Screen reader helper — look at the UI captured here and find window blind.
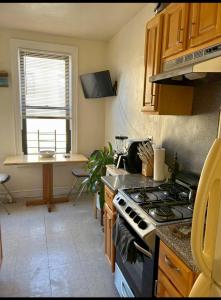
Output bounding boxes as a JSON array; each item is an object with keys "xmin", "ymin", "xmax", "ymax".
[{"xmin": 19, "ymin": 48, "xmax": 71, "ymax": 119}]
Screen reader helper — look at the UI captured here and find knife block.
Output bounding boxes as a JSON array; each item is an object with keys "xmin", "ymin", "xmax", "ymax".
[{"xmin": 142, "ymin": 161, "xmax": 153, "ymax": 177}]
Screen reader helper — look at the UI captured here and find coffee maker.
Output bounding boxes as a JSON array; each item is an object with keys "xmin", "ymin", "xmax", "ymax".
[{"xmin": 116, "ymin": 138, "xmax": 151, "ymax": 173}]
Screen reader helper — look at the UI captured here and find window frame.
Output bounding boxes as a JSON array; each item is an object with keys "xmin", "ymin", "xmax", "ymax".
[{"xmin": 10, "ymin": 39, "xmax": 78, "ymax": 155}]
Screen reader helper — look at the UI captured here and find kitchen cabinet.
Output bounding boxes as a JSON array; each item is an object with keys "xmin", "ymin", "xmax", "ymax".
[
  {"xmin": 162, "ymin": 3, "xmax": 189, "ymax": 59},
  {"xmin": 104, "ymin": 185, "xmax": 116, "ymax": 272},
  {"xmin": 161, "ymin": 3, "xmax": 221, "ymax": 61},
  {"xmin": 143, "ymin": 13, "xmax": 193, "ymax": 115},
  {"xmin": 156, "ymin": 241, "xmax": 198, "ymax": 297},
  {"xmin": 143, "ymin": 14, "xmax": 162, "ymax": 112},
  {"xmin": 188, "ymin": 3, "xmax": 221, "ymax": 48},
  {"xmin": 157, "ymin": 269, "xmax": 182, "ymax": 297}
]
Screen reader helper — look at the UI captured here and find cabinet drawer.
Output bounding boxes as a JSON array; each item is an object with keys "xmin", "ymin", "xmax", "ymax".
[
  {"xmin": 157, "ymin": 269, "xmax": 182, "ymax": 297},
  {"xmin": 159, "ymin": 241, "xmax": 194, "ymax": 296},
  {"xmin": 104, "ymin": 185, "xmax": 116, "ymax": 211}
]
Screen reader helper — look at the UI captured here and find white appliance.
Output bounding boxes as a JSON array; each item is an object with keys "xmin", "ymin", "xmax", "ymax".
[{"xmin": 189, "ymin": 111, "xmax": 221, "ymax": 297}]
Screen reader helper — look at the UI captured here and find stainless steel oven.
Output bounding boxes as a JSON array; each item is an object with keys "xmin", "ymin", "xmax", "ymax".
[
  {"xmin": 114, "ymin": 214, "xmax": 159, "ymax": 297},
  {"xmin": 113, "ymin": 173, "xmax": 199, "ymax": 298}
]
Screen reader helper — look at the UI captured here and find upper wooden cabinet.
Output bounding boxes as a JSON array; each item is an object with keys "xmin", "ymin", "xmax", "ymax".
[
  {"xmin": 188, "ymin": 3, "xmax": 221, "ymax": 48},
  {"xmin": 143, "ymin": 14, "xmax": 162, "ymax": 112},
  {"xmin": 143, "ymin": 13, "xmax": 193, "ymax": 115},
  {"xmin": 162, "ymin": 3, "xmax": 189, "ymax": 59}
]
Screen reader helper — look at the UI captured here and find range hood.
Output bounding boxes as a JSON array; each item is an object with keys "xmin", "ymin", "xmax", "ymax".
[{"xmin": 150, "ymin": 43, "xmax": 221, "ymax": 85}]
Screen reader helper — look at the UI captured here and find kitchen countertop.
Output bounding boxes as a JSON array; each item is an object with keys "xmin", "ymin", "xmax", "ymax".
[
  {"xmin": 156, "ymin": 224, "xmax": 199, "ymax": 273},
  {"xmin": 101, "ymin": 174, "xmax": 163, "ymax": 192}
]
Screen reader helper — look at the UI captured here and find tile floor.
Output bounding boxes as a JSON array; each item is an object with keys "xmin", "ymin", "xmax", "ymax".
[{"xmin": 0, "ymin": 194, "xmax": 119, "ymax": 297}]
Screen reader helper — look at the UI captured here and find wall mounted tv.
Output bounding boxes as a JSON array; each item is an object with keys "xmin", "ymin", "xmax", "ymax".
[{"xmin": 80, "ymin": 70, "xmax": 117, "ymax": 99}]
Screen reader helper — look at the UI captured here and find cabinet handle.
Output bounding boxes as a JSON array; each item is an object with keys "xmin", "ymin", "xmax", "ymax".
[
  {"xmin": 164, "ymin": 255, "xmax": 180, "ymax": 272},
  {"xmin": 189, "ymin": 22, "xmax": 196, "ymax": 39},
  {"xmin": 177, "ymin": 28, "xmax": 184, "ymax": 43}
]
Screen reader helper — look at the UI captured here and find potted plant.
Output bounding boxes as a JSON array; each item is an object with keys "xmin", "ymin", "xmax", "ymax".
[{"xmin": 81, "ymin": 142, "xmax": 114, "ymax": 225}]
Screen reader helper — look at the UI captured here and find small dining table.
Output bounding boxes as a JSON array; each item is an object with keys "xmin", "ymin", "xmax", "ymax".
[{"xmin": 3, "ymin": 153, "xmax": 88, "ymax": 212}]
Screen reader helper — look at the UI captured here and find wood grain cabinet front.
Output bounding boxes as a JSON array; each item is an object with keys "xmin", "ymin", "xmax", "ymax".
[
  {"xmin": 143, "ymin": 13, "xmax": 193, "ymax": 115},
  {"xmin": 143, "ymin": 14, "xmax": 162, "ymax": 112},
  {"xmin": 162, "ymin": 3, "xmax": 189, "ymax": 59},
  {"xmin": 156, "ymin": 241, "xmax": 198, "ymax": 297},
  {"xmin": 157, "ymin": 269, "xmax": 182, "ymax": 297},
  {"xmin": 188, "ymin": 3, "xmax": 221, "ymax": 48},
  {"xmin": 104, "ymin": 185, "xmax": 116, "ymax": 272}
]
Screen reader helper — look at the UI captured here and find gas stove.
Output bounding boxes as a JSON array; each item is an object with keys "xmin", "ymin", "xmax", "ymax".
[{"xmin": 113, "ymin": 175, "xmax": 199, "ymax": 247}]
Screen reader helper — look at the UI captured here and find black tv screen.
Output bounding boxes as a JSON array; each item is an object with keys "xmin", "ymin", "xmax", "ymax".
[{"xmin": 80, "ymin": 70, "xmax": 116, "ymax": 99}]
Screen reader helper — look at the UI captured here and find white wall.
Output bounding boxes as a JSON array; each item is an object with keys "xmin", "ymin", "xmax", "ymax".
[
  {"xmin": 105, "ymin": 4, "xmax": 158, "ymax": 144},
  {"xmin": 0, "ymin": 28, "xmax": 107, "ymax": 197},
  {"xmin": 105, "ymin": 4, "xmax": 221, "ymax": 174}
]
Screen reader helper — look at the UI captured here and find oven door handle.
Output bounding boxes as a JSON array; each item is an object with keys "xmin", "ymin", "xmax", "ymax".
[{"xmin": 134, "ymin": 241, "xmax": 152, "ymax": 259}]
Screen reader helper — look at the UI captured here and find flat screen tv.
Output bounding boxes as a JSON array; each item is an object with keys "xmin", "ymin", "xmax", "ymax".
[{"xmin": 80, "ymin": 70, "xmax": 116, "ymax": 99}]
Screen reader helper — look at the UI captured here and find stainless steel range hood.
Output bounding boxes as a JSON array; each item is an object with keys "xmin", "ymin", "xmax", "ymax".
[{"xmin": 150, "ymin": 43, "xmax": 221, "ymax": 85}]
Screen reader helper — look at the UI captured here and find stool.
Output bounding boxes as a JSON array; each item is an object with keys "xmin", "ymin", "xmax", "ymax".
[
  {"xmin": 0, "ymin": 174, "xmax": 14, "ymax": 215},
  {"xmin": 67, "ymin": 168, "xmax": 89, "ymax": 205}
]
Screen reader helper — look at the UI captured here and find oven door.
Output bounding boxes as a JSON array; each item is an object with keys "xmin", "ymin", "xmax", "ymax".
[{"xmin": 115, "ymin": 214, "xmax": 157, "ymax": 297}]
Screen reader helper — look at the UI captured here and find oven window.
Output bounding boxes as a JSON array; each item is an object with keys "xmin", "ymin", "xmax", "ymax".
[{"xmin": 115, "ymin": 217, "xmax": 155, "ymax": 297}]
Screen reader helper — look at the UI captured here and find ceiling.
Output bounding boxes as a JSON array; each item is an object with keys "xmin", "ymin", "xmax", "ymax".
[{"xmin": 0, "ymin": 3, "xmax": 147, "ymax": 41}]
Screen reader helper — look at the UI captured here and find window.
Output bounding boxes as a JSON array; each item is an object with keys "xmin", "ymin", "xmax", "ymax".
[{"xmin": 18, "ymin": 49, "xmax": 71, "ymax": 154}]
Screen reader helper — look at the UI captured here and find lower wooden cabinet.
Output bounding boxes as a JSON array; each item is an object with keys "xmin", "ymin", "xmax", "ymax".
[
  {"xmin": 157, "ymin": 241, "xmax": 198, "ymax": 297},
  {"xmin": 157, "ymin": 269, "xmax": 182, "ymax": 297},
  {"xmin": 104, "ymin": 185, "xmax": 116, "ymax": 272}
]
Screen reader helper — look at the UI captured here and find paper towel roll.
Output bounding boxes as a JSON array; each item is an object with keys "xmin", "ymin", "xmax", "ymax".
[{"xmin": 153, "ymin": 148, "xmax": 165, "ymax": 181}]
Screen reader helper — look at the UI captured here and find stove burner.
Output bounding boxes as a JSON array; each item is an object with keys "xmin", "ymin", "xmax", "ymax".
[
  {"xmin": 150, "ymin": 206, "xmax": 174, "ymax": 219},
  {"xmin": 119, "ymin": 182, "xmax": 194, "ymax": 224},
  {"xmin": 134, "ymin": 191, "xmax": 149, "ymax": 201}
]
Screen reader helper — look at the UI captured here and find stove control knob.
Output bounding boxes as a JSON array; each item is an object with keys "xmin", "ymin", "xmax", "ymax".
[
  {"xmin": 125, "ymin": 206, "xmax": 132, "ymax": 214},
  {"xmin": 118, "ymin": 198, "xmax": 126, "ymax": 206},
  {"xmin": 129, "ymin": 210, "xmax": 137, "ymax": 219},
  {"xmin": 138, "ymin": 220, "xmax": 148, "ymax": 230},
  {"xmin": 134, "ymin": 215, "xmax": 142, "ymax": 224}
]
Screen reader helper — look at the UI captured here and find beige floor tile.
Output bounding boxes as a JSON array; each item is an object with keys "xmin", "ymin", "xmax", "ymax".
[
  {"xmin": 0, "ymin": 194, "xmax": 118, "ymax": 297},
  {"xmin": 50, "ymin": 263, "xmax": 90, "ymax": 297},
  {"xmin": 11, "ymin": 267, "xmax": 51, "ymax": 297}
]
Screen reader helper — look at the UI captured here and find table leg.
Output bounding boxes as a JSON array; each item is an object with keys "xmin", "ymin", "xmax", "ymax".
[
  {"xmin": 26, "ymin": 163, "xmax": 69, "ymax": 212},
  {"xmin": 43, "ymin": 164, "xmax": 53, "ymax": 212}
]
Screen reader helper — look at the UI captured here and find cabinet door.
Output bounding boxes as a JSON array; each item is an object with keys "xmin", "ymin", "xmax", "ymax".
[
  {"xmin": 143, "ymin": 15, "xmax": 162, "ymax": 112},
  {"xmin": 162, "ymin": 3, "xmax": 189, "ymax": 59},
  {"xmin": 104, "ymin": 185, "xmax": 115, "ymax": 211},
  {"xmin": 188, "ymin": 3, "xmax": 221, "ymax": 48},
  {"xmin": 157, "ymin": 269, "xmax": 182, "ymax": 297},
  {"xmin": 104, "ymin": 204, "xmax": 111, "ymax": 262},
  {"xmin": 104, "ymin": 203, "xmax": 116, "ymax": 272},
  {"xmin": 159, "ymin": 241, "xmax": 195, "ymax": 296}
]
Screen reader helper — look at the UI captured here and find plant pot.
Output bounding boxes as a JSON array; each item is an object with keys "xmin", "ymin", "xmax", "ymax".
[{"xmin": 96, "ymin": 192, "xmax": 101, "ymax": 210}]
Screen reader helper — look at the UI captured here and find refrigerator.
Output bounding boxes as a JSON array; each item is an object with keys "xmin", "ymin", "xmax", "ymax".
[{"xmin": 189, "ymin": 111, "xmax": 221, "ymax": 297}]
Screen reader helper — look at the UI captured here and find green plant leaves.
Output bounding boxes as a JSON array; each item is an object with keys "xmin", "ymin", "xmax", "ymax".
[{"xmin": 80, "ymin": 142, "xmax": 114, "ymax": 208}]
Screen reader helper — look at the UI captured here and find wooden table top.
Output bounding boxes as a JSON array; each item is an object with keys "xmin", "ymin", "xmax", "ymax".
[{"xmin": 3, "ymin": 153, "xmax": 88, "ymax": 166}]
